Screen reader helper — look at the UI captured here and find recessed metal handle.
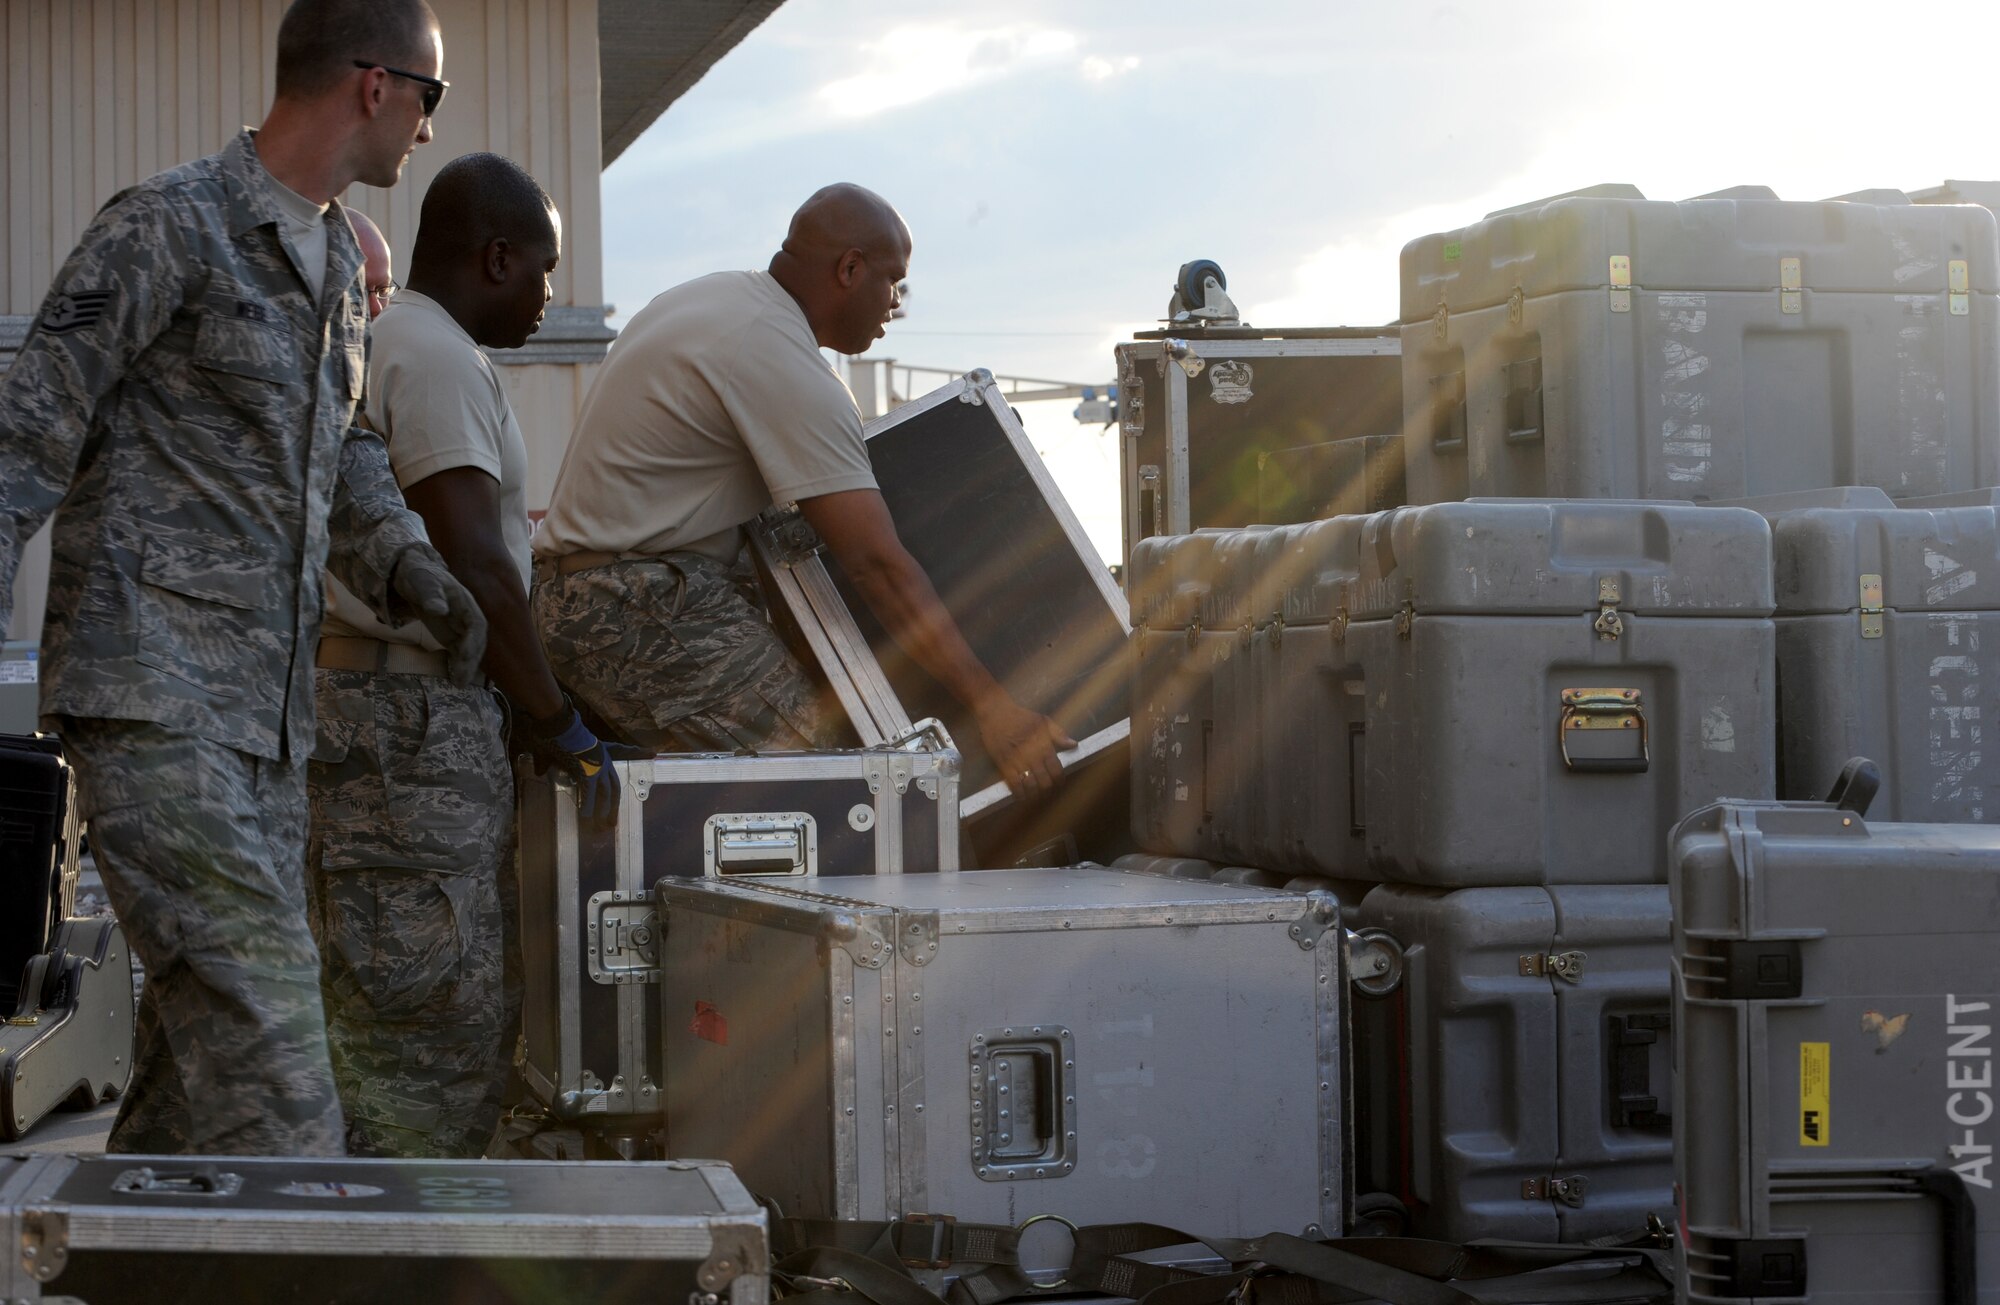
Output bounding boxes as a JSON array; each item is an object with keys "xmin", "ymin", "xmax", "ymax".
[
  {"xmin": 1559, "ymin": 687, "xmax": 1648, "ymax": 773},
  {"xmin": 970, "ymin": 1025, "xmax": 1077, "ymax": 1181},
  {"xmin": 704, "ymin": 812, "xmax": 817, "ymax": 876},
  {"xmin": 111, "ymin": 1165, "xmax": 243, "ymax": 1197}
]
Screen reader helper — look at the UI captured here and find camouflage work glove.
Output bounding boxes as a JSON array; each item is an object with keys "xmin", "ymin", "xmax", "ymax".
[
  {"xmin": 390, "ymin": 543, "xmax": 488, "ymax": 685},
  {"xmin": 524, "ymin": 697, "xmax": 647, "ymax": 831}
]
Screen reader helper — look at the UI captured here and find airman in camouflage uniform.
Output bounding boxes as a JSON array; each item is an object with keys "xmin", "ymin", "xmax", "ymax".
[
  {"xmin": 0, "ymin": 0, "xmax": 483, "ymax": 1155},
  {"xmin": 307, "ymin": 153, "xmax": 626, "ymax": 1157}
]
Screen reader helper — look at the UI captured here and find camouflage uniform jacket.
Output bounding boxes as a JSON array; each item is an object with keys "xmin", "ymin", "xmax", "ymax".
[{"xmin": 0, "ymin": 129, "xmax": 430, "ymax": 764}]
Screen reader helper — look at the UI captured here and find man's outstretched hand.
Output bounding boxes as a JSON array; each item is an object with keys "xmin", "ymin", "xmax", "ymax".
[{"xmin": 976, "ymin": 696, "xmax": 1076, "ymax": 796}]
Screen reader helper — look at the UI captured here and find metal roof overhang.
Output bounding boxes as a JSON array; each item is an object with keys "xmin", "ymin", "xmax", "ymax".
[{"xmin": 599, "ymin": 0, "xmax": 787, "ymax": 166}]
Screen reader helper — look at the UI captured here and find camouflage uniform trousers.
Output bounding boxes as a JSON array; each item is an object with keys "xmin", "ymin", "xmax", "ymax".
[
  {"xmin": 305, "ymin": 668, "xmax": 517, "ymax": 1159},
  {"xmin": 56, "ymin": 715, "xmax": 343, "ymax": 1155},
  {"xmin": 531, "ymin": 549, "xmax": 839, "ymax": 752}
]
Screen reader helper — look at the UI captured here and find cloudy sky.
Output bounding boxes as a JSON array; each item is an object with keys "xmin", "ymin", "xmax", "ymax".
[{"xmin": 600, "ymin": 0, "xmax": 2000, "ymax": 560}]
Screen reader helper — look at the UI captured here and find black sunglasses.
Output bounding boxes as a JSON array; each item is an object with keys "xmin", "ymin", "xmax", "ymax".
[{"xmin": 352, "ymin": 61, "xmax": 448, "ymax": 117}]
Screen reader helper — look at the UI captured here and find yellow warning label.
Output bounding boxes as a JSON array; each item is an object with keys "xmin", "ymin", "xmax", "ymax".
[{"xmin": 1800, "ymin": 1042, "xmax": 1831, "ymax": 1147}]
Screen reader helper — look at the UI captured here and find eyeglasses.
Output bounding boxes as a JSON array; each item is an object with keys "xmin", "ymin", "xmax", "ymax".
[
  {"xmin": 352, "ymin": 61, "xmax": 448, "ymax": 117},
  {"xmin": 368, "ymin": 279, "xmax": 401, "ymax": 308}
]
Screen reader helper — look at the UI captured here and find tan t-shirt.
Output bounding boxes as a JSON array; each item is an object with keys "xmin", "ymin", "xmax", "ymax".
[
  {"xmin": 532, "ymin": 270, "xmax": 876, "ymax": 563},
  {"xmin": 322, "ymin": 290, "xmax": 533, "ymax": 648}
]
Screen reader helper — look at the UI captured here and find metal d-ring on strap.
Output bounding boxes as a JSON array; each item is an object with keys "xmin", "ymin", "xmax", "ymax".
[{"xmin": 1016, "ymin": 1213, "xmax": 1080, "ymax": 1290}]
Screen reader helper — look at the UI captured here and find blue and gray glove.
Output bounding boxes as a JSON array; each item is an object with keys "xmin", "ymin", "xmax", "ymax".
[{"xmin": 523, "ymin": 696, "xmax": 647, "ymax": 831}]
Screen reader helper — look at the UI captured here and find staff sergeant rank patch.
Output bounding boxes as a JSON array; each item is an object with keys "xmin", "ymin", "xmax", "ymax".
[{"xmin": 39, "ymin": 291, "xmax": 113, "ymax": 335}]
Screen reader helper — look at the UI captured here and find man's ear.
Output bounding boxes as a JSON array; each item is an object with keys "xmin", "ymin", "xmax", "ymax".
[
  {"xmin": 835, "ymin": 248, "xmax": 864, "ymax": 289},
  {"xmin": 356, "ymin": 65, "xmax": 387, "ymax": 120},
  {"xmin": 485, "ymin": 236, "xmax": 512, "ymax": 284}
]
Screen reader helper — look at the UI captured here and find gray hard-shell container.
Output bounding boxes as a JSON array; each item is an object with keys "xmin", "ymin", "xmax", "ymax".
[
  {"xmin": 1757, "ymin": 498, "xmax": 2000, "ymax": 822},
  {"xmin": 1349, "ymin": 882, "xmax": 1674, "ymax": 1244},
  {"xmin": 1129, "ymin": 526, "xmax": 1280, "ymax": 865},
  {"xmin": 1398, "ymin": 188, "xmax": 2000, "ymax": 504},
  {"xmin": 656, "ymin": 866, "xmax": 1345, "ymax": 1268},
  {"xmin": 1344, "ymin": 499, "xmax": 1776, "ymax": 886},
  {"xmin": 1671, "ymin": 789, "xmax": 2000, "ymax": 1302},
  {"xmin": 1129, "ymin": 519, "xmax": 1371, "ymax": 874}
]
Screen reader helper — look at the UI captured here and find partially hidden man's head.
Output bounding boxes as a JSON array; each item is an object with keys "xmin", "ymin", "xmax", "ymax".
[
  {"xmin": 348, "ymin": 209, "xmax": 394, "ymax": 319},
  {"xmin": 411, "ymin": 153, "xmax": 562, "ymax": 350},
  {"xmin": 274, "ymin": 0, "xmax": 444, "ymax": 189},
  {"xmin": 769, "ymin": 184, "xmax": 910, "ymax": 357}
]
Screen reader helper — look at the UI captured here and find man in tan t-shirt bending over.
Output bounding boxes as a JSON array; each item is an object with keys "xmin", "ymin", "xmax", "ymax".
[{"xmin": 533, "ymin": 183, "xmax": 1072, "ymax": 793}]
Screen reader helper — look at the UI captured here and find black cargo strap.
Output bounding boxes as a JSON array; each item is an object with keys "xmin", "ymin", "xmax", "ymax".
[
  {"xmin": 770, "ymin": 1216, "xmax": 1672, "ymax": 1305},
  {"xmin": 774, "ymin": 1216, "xmax": 1028, "ymax": 1305}
]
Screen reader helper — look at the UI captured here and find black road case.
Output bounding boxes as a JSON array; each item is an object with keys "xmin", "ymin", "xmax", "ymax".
[{"xmin": 0, "ymin": 1153, "xmax": 768, "ymax": 1304}]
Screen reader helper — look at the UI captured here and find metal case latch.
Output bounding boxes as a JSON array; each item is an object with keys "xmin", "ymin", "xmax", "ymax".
[
  {"xmin": 1522, "ymin": 1174, "xmax": 1588, "ymax": 1207},
  {"xmin": 1951, "ymin": 259, "xmax": 1970, "ymax": 315},
  {"xmin": 704, "ymin": 812, "xmax": 817, "ymax": 877},
  {"xmin": 1860, "ymin": 573, "xmax": 1885, "ymax": 639},
  {"xmin": 969, "ymin": 1025, "xmax": 1078, "ymax": 1181},
  {"xmin": 1560, "ymin": 687, "xmax": 1647, "ymax": 773},
  {"xmin": 1593, "ymin": 578, "xmax": 1625, "ymax": 641},
  {"xmin": 587, "ymin": 892, "xmax": 662, "ymax": 984},
  {"xmin": 1520, "ymin": 950, "xmax": 1587, "ymax": 984}
]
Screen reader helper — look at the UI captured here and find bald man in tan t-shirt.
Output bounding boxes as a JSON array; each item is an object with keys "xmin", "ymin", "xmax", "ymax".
[{"xmin": 534, "ymin": 184, "xmax": 1072, "ymax": 795}]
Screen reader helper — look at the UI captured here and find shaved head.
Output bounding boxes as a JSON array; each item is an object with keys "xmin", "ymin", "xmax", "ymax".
[
  {"xmin": 781, "ymin": 184, "xmax": 910, "ymax": 265},
  {"xmin": 411, "ymin": 152, "xmax": 557, "ymax": 269},
  {"xmin": 347, "ymin": 208, "xmax": 393, "ymax": 318},
  {"xmin": 770, "ymin": 183, "xmax": 911, "ymax": 355}
]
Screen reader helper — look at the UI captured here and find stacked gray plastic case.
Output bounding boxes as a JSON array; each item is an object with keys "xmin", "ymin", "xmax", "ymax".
[
  {"xmin": 1115, "ymin": 332, "xmax": 1402, "ymax": 575},
  {"xmin": 516, "ymin": 741, "xmax": 959, "ymax": 1122},
  {"xmin": 1672, "ymin": 792, "xmax": 2000, "ymax": 1302},
  {"xmin": 1345, "ymin": 499, "xmax": 1777, "ymax": 885},
  {"xmin": 0, "ymin": 1153, "xmax": 768, "ymax": 1304},
  {"xmin": 1130, "ymin": 518, "xmax": 1369, "ymax": 876},
  {"xmin": 1348, "ymin": 883, "xmax": 1673, "ymax": 1243},
  {"xmin": 655, "ymin": 865, "xmax": 1344, "ymax": 1266},
  {"xmin": 1399, "ymin": 186, "xmax": 2000, "ymax": 505},
  {"xmin": 1747, "ymin": 487, "xmax": 2000, "ymax": 821}
]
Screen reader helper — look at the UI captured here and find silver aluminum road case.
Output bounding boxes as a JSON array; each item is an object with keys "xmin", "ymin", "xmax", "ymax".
[
  {"xmin": 1399, "ymin": 185, "xmax": 2000, "ymax": 506},
  {"xmin": 0, "ymin": 1153, "xmax": 767, "ymax": 1305},
  {"xmin": 1116, "ymin": 329, "xmax": 1401, "ymax": 577},
  {"xmin": 517, "ymin": 739, "xmax": 959, "ymax": 1121},
  {"xmin": 656, "ymin": 866, "xmax": 1344, "ymax": 1264},
  {"xmin": 754, "ymin": 370, "xmax": 1132, "ymax": 866},
  {"xmin": 1348, "ymin": 883, "xmax": 1674, "ymax": 1244},
  {"xmin": 1344, "ymin": 499, "xmax": 1777, "ymax": 886},
  {"xmin": 1672, "ymin": 779, "xmax": 2000, "ymax": 1302}
]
